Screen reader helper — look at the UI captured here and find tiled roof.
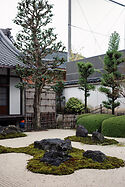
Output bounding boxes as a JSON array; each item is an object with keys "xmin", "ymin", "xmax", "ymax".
[
  {"xmin": 66, "ymin": 50, "xmax": 125, "ymax": 84},
  {"xmin": 0, "ymin": 28, "xmax": 67, "ymax": 70},
  {"xmin": 0, "ymin": 29, "xmax": 24, "ymax": 68},
  {"xmin": 45, "ymin": 51, "xmax": 67, "ymax": 69}
]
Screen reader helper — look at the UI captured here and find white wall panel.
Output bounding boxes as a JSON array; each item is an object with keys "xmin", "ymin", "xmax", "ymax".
[{"xmin": 10, "ymin": 77, "xmax": 20, "ymax": 114}]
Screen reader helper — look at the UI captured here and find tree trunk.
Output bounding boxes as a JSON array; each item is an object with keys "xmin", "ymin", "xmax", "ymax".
[
  {"xmin": 112, "ymin": 87, "xmax": 115, "ymax": 115},
  {"xmin": 84, "ymin": 89, "xmax": 87, "ymax": 113},
  {"xmin": 33, "ymin": 87, "xmax": 41, "ymax": 129}
]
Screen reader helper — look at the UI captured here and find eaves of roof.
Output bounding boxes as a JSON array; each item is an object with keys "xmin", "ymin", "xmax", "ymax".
[{"xmin": 0, "ymin": 30, "xmax": 24, "ymax": 68}]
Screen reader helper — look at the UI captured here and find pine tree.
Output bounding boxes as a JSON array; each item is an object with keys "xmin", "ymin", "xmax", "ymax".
[
  {"xmin": 99, "ymin": 31, "xmax": 124, "ymax": 114},
  {"xmin": 77, "ymin": 62, "xmax": 95, "ymax": 113},
  {"xmin": 14, "ymin": 0, "xmax": 65, "ymax": 129}
]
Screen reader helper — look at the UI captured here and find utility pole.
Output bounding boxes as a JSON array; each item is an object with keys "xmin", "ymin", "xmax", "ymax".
[{"xmin": 68, "ymin": 0, "xmax": 71, "ymax": 62}]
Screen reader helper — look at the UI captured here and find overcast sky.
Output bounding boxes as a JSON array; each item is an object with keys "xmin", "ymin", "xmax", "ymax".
[{"xmin": 0, "ymin": 0, "xmax": 125, "ymax": 57}]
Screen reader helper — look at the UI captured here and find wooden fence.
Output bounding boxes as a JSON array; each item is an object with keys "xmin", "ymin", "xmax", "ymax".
[
  {"xmin": 25, "ymin": 87, "xmax": 56, "ymax": 130},
  {"xmin": 25, "ymin": 112, "xmax": 56, "ymax": 130}
]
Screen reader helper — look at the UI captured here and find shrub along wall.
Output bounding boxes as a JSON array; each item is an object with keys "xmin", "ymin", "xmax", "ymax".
[
  {"xmin": 77, "ymin": 114, "xmax": 114, "ymax": 134},
  {"xmin": 102, "ymin": 115, "xmax": 125, "ymax": 137}
]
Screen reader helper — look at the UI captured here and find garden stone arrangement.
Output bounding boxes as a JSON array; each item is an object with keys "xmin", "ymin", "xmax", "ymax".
[
  {"xmin": 65, "ymin": 125, "xmax": 119, "ymax": 145},
  {"xmin": 76, "ymin": 125, "xmax": 104, "ymax": 143},
  {"xmin": 34, "ymin": 138, "xmax": 72, "ymax": 166},
  {"xmin": 0, "ymin": 125, "xmax": 26, "ymax": 139},
  {"xmin": 0, "ymin": 125, "xmax": 21, "ymax": 135}
]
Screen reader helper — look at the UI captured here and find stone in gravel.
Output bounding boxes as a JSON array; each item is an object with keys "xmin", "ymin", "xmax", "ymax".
[
  {"xmin": 76, "ymin": 125, "xmax": 88, "ymax": 137},
  {"xmin": 83, "ymin": 150, "xmax": 107, "ymax": 162}
]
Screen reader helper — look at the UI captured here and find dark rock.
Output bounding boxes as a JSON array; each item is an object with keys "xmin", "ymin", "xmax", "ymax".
[
  {"xmin": 92, "ymin": 131, "xmax": 104, "ymax": 142},
  {"xmin": 34, "ymin": 138, "xmax": 72, "ymax": 152},
  {"xmin": 0, "ymin": 125, "xmax": 21, "ymax": 136},
  {"xmin": 40, "ymin": 150, "xmax": 72, "ymax": 166},
  {"xmin": 76, "ymin": 125, "xmax": 88, "ymax": 137},
  {"xmin": 34, "ymin": 138, "xmax": 72, "ymax": 166},
  {"xmin": 83, "ymin": 150, "xmax": 107, "ymax": 162},
  {"xmin": 0, "ymin": 126, "xmax": 4, "ymax": 134}
]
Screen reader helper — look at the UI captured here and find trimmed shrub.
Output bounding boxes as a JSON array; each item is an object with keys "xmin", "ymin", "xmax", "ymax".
[
  {"xmin": 102, "ymin": 115, "xmax": 125, "ymax": 137},
  {"xmin": 76, "ymin": 113, "xmax": 92, "ymax": 121},
  {"xmin": 65, "ymin": 97, "xmax": 85, "ymax": 114},
  {"xmin": 77, "ymin": 114, "xmax": 114, "ymax": 134}
]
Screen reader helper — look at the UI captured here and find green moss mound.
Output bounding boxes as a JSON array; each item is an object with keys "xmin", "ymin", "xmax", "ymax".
[
  {"xmin": 77, "ymin": 114, "xmax": 114, "ymax": 133},
  {"xmin": 0, "ymin": 132, "xmax": 27, "ymax": 139},
  {"xmin": 102, "ymin": 115, "xmax": 125, "ymax": 138},
  {"xmin": 65, "ymin": 135, "xmax": 118, "ymax": 146},
  {"xmin": 0, "ymin": 142, "xmax": 124, "ymax": 175}
]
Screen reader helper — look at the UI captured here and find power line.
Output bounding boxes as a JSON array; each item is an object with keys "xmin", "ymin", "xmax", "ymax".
[
  {"xmin": 71, "ymin": 24, "xmax": 109, "ymax": 38},
  {"xmin": 77, "ymin": 0, "xmax": 105, "ymax": 53},
  {"xmin": 108, "ymin": 0, "xmax": 125, "ymax": 7}
]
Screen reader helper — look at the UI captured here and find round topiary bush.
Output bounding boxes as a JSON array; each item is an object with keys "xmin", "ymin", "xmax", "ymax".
[
  {"xmin": 102, "ymin": 115, "xmax": 125, "ymax": 137},
  {"xmin": 77, "ymin": 114, "xmax": 114, "ymax": 134},
  {"xmin": 65, "ymin": 97, "xmax": 85, "ymax": 114}
]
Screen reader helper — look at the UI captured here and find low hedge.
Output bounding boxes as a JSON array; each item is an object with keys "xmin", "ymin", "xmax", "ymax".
[
  {"xmin": 102, "ymin": 115, "xmax": 125, "ymax": 137},
  {"xmin": 77, "ymin": 114, "xmax": 114, "ymax": 134}
]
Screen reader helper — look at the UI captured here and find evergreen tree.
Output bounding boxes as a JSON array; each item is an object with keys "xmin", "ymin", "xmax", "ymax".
[
  {"xmin": 99, "ymin": 31, "xmax": 124, "ymax": 114},
  {"xmin": 77, "ymin": 62, "xmax": 95, "ymax": 113},
  {"xmin": 14, "ymin": 0, "xmax": 65, "ymax": 129}
]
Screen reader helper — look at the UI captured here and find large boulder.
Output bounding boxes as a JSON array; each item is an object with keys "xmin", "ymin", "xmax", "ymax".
[
  {"xmin": 40, "ymin": 150, "xmax": 72, "ymax": 166},
  {"xmin": 92, "ymin": 131, "xmax": 104, "ymax": 142},
  {"xmin": 34, "ymin": 138, "xmax": 72, "ymax": 166},
  {"xmin": 34, "ymin": 138, "xmax": 72, "ymax": 152},
  {"xmin": 76, "ymin": 125, "xmax": 88, "ymax": 137},
  {"xmin": 83, "ymin": 150, "xmax": 107, "ymax": 162}
]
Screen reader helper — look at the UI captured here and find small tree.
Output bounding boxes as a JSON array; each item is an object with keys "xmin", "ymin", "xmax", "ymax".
[
  {"xmin": 77, "ymin": 62, "xmax": 95, "ymax": 113},
  {"xmin": 51, "ymin": 80, "xmax": 65, "ymax": 113},
  {"xmin": 99, "ymin": 31, "xmax": 124, "ymax": 114},
  {"xmin": 14, "ymin": 0, "xmax": 65, "ymax": 129}
]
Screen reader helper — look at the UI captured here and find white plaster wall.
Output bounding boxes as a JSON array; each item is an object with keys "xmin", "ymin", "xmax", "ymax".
[
  {"xmin": 9, "ymin": 77, "xmax": 21, "ymax": 114},
  {"xmin": 63, "ymin": 84, "xmax": 125, "ymax": 111}
]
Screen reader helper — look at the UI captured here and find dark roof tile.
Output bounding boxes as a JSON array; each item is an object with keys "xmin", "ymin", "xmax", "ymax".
[{"xmin": 0, "ymin": 29, "xmax": 24, "ymax": 68}]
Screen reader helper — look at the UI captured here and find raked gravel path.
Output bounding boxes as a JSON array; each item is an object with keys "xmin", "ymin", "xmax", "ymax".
[{"xmin": 0, "ymin": 129, "xmax": 125, "ymax": 187}]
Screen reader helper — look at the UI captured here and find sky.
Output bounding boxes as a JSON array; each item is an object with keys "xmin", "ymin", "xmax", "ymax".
[{"xmin": 0, "ymin": 0, "xmax": 125, "ymax": 58}]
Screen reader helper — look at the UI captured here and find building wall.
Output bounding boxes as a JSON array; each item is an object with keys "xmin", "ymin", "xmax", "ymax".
[
  {"xmin": 9, "ymin": 77, "xmax": 21, "ymax": 115},
  {"xmin": 63, "ymin": 83, "xmax": 125, "ymax": 112},
  {"xmin": 0, "ymin": 68, "xmax": 23, "ymax": 116},
  {"xmin": 25, "ymin": 87, "xmax": 56, "ymax": 114}
]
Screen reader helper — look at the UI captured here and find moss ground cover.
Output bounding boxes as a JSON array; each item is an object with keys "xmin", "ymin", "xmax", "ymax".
[
  {"xmin": 77, "ymin": 114, "xmax": 114, "ymax": 133},
  {"xmin": 102, "ymin": 115, "xmax": 125, "ymax": 138},
  {"xmin": 65, "ymin": 135, "xmax": 118, "ymax": 146},
  {"xmin": 0, "ymin": 132, "xmax": 27, "ymax": 140},
  {"xmin": 0, "ymin": 141, "xmax": 124, "ymax": 175}
]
